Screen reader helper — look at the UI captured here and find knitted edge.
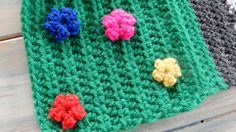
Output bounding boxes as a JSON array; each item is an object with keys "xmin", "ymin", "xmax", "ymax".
[{"xmin": 20, "ymin": 0, "xmax": 228, "ymax": 131}]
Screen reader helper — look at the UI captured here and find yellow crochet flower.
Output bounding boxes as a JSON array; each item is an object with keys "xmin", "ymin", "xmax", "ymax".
[{"xmin": 152, "ymin": 58, "xmax": 181, "ymax": 87}]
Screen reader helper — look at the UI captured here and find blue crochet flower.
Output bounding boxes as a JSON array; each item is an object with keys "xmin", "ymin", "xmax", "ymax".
[{"xmin": 44, "ymin": 7, "xmax": 80, "ymax": 42}]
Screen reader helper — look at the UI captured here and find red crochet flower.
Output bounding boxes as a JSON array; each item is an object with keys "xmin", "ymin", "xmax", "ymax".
[
  {"xmin": 49, "ymin": 94, "xmax": 86, "ymax": 130},
  {"xmin": 102, "ymin": 9, "xmax": 136, "ymax": 41}
]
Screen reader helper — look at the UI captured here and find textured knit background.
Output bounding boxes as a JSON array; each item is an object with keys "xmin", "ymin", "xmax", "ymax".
[
  {"xmin": 21, "ymin": 0, "xmax": 228, "ymax": 131},
  {"xmin": 190, "ymin": 0, "xmax": 236, "ymax": 86}
]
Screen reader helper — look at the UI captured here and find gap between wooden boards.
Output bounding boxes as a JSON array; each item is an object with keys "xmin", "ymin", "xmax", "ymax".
[{"xmin": 0, "ymin": 33, "xmax": 22, "ymax": 41}]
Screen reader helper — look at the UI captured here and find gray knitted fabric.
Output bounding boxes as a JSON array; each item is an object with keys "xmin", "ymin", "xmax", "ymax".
[{"xmin": 190, "ymin": 0, "xmax": 236, "ymax": 86}]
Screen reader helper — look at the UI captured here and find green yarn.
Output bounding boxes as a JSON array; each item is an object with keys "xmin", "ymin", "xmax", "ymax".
[{"xmin": 21, "ymin": 0, "xmax": 228, "ymax": 131}]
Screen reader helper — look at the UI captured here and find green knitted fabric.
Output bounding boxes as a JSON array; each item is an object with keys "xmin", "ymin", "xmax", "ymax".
[{"xmin": 21, "ymin": 0, "xmax": 228, "ymax": 131}]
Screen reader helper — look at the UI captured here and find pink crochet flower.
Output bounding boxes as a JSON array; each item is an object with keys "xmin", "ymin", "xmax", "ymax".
[{"xmin": 102, "ymin": 9, "xmax": 136, "ymax": 41}]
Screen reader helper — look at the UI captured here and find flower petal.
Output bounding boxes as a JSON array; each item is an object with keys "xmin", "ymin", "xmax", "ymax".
[
  {"xmin": 65, "ymin": 94, "xmax": 80, "ymax": 109},
  {"xmin": 120, "ymin": 13, "xmax": 136, "ymax": 26},
  {"xmin": 110, "ymin": 9, "xmax": 126, "ymax": 17},
  {"xmin": 62, "ymin": 114, "xmax": 77, "ymax": 130},
  {"xmin": 52, "ymin": 94, "xmax": 66, "ymax": 109},
  {"xmin": 65, "ymin": 20, "xmax": 80, "ymax": 36},
  {"xmin": 60, "ymin": 7, "xmax": 78, "ymax": 22},
  {"xmin": 172, "ymin": 64, "xmax": 182, "ymax": 78},
  {"xmin": 69, "ymin": 105, "xmax": 86, "ymax": 120},
  {"xmin": 105, "ymin": 28, "xmax": 120, "ymax": 41},
  {"xmin": 49, "ymin": 108, "xmax": 66, "ymax": 122},
  {"xmin": 163, "ymin": 74, "xmax": 177, "ymax": 87},
  {"xmin": 119, "ymin": 26, "xmax": 135, "ymax": 40},
  {"xmin": 47, "ymin": 8, "xmax": 62, "ymax": 22},
  {"xmin": 154, "ymin": 59, "xmax": 163, "ymax": 69},
  {"xmin": 152, "ymin": 69, "xmax": 165, "ymax": 82},
  {"xmin": 102, "ymin": 15, "xmax": 119, "ymax": 28},
  {"xmin": 163, "ymin": 58, "xmax": 176, "ymax": 65},
  {"xmin": 44, "ymin": 22, "xmax": 70, "ymax": 42}
]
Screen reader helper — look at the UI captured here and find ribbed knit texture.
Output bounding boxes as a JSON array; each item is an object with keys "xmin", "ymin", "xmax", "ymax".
[
  {"xmin": 21, "ymin": 0, "xmax": 228, "ymax": 131},
  {"xmin": 190, "ymin": 0, "xmax": 236, "ymax": 86}
]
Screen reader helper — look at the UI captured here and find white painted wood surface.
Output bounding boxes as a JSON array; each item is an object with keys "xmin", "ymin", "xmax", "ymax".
[
  {"xmin": 0, "ymin": 38, "xmax": 236, "ymax": 132},
  {"xmin": 0, "ymin": 0, "xmax": 21, "ymax": 38}
]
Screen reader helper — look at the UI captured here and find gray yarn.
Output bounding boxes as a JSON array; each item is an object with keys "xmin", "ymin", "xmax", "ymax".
[{"xmin": 190, "ymin": 0, "xmax": 236, "ymax": 86}]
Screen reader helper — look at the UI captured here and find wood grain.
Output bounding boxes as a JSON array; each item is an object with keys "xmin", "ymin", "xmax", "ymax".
[
  {"xmin": 0, "ymin": 0, "xmax": 21, "ymax": 39},
  {"xmin": 0, "ymin": 37, "xmax": 38, "ymax": 132},
  {"xmin": 0, "ymin": 38, "xmax": 236, "ymax": 132},
  {"xmin": 132, "ymin": 87, "xmax": 236, "ymax": 132},
  {"xmin": 180, "ymin": 110, "xmax": 236, "ymax": 132}
]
